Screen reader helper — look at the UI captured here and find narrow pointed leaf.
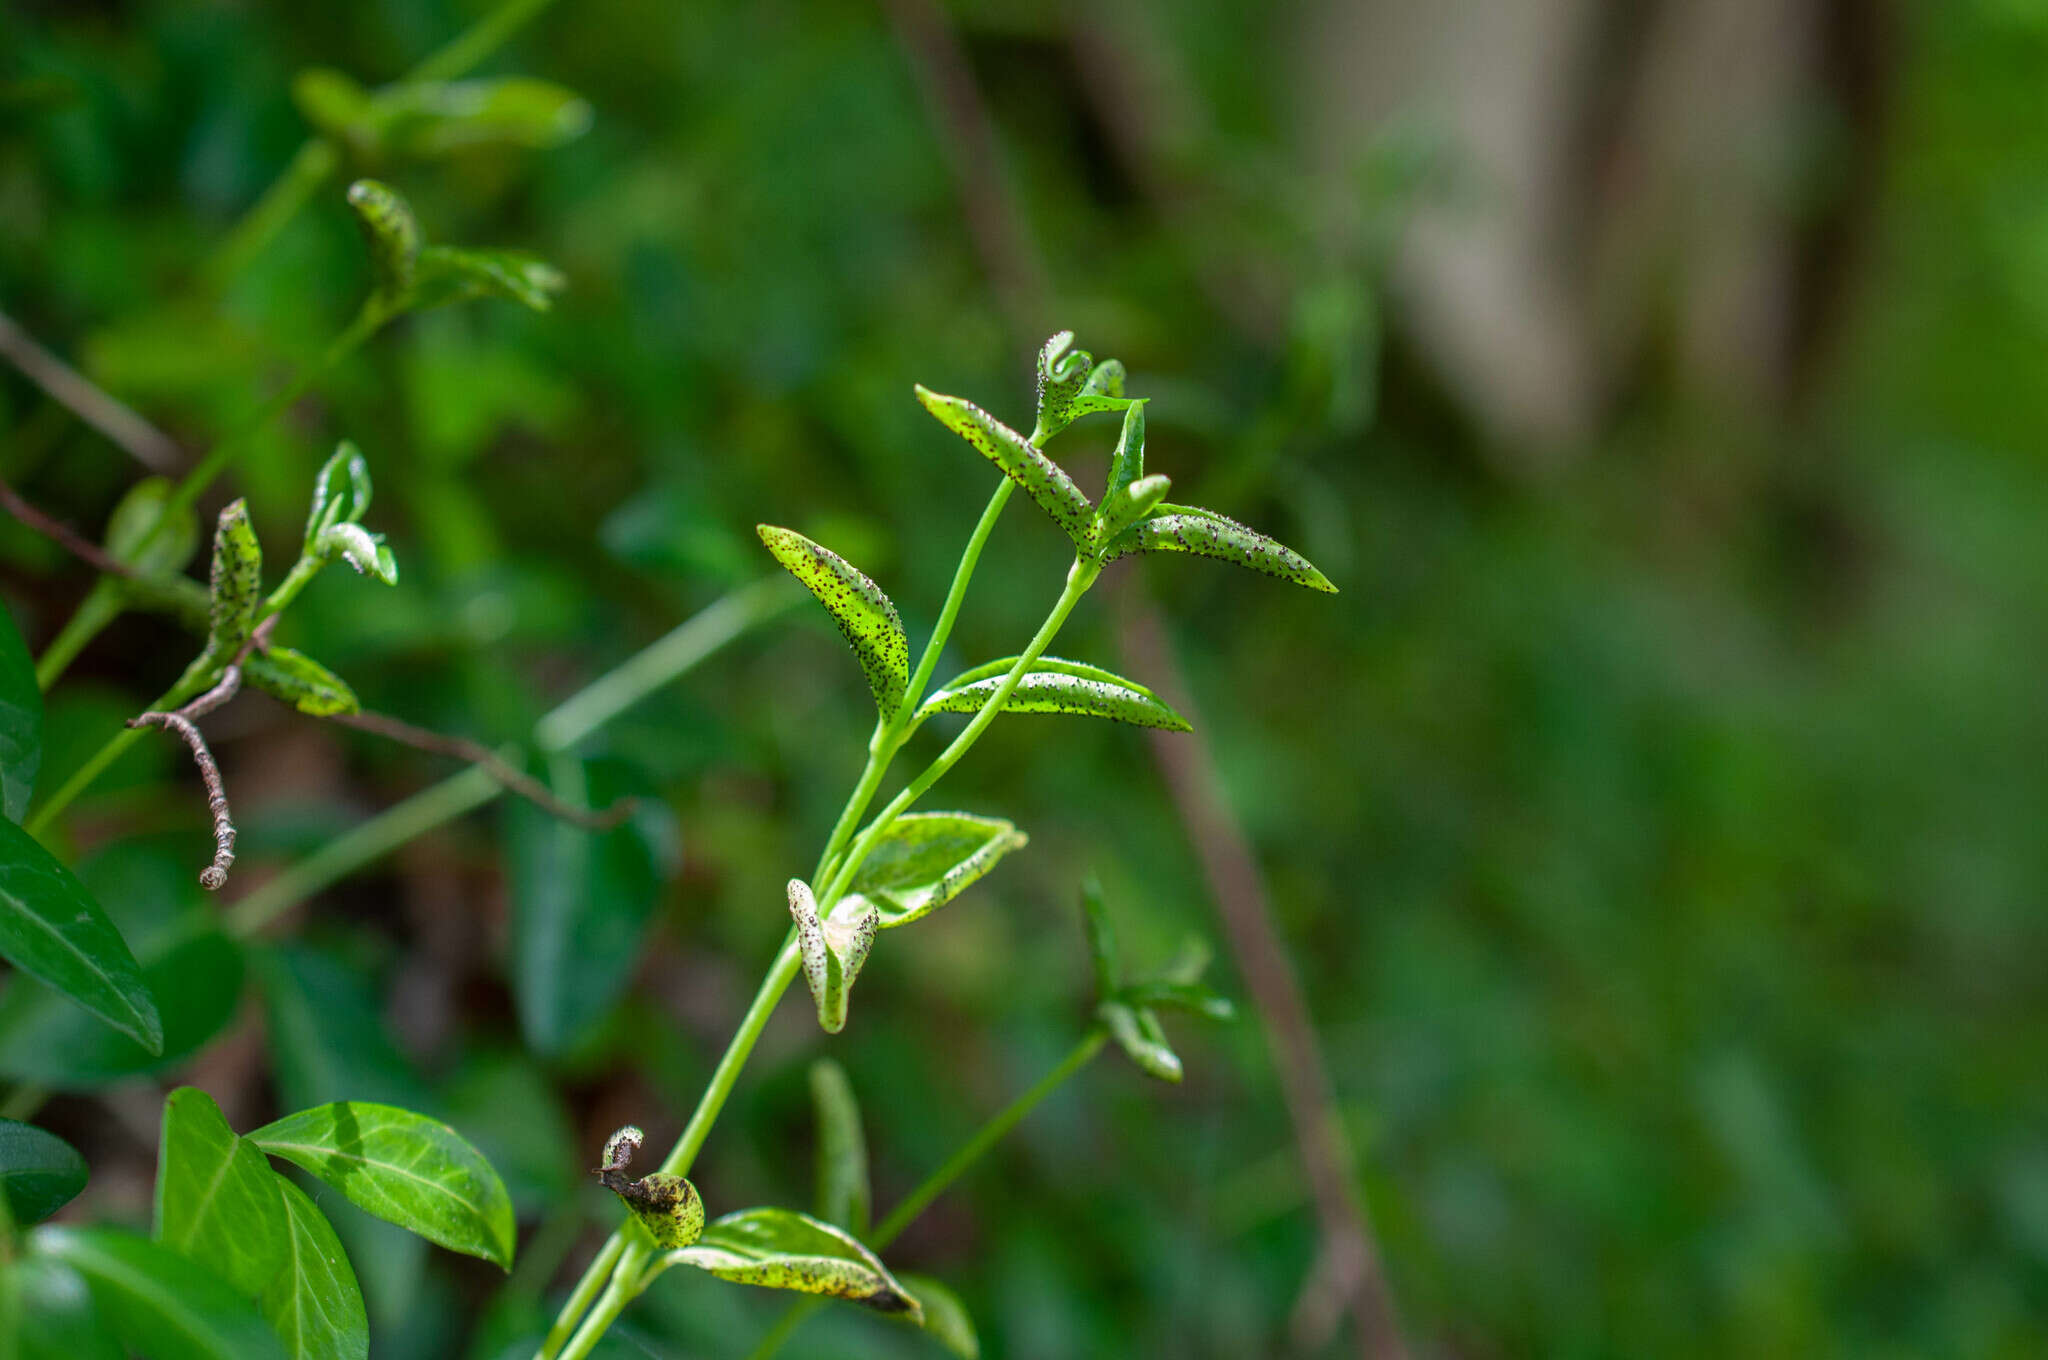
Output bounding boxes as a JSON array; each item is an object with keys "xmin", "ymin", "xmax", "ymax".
[
  {"xmin": 154, "ymin": 1087, "xmax": 289, "ymax": 1298},
  {"xmin": 1102, "ymin": 398, "xmax": 1151, "ymax": 502},
  {"xmin": 914, "ymin": 387, "xmax": 1095, "ymax": 543},
  {"xmin": 303, "ymin": 443, "xmax": 370, "ymax": 550},
  {"xmin": 898, "ymin": 1273, "xmax": 980, "ymax": 1359},
  {"xmin": 1105, "ymin": 503, "xmax": 1336, "ymax": 592},
  {"xmin": 0, "ymin": 606, "xmax": 40, "ymax": 822},
  {"xmin": 1032, "ymin": 331, "xmax": 1092, "ymax": 440},
  {"xmin": 30, "ymin": 1226, "xmax": 290, "ymax": 1360},
  {"xmin": 248, "ymin": 1102, "xmax": 515, "ymax": 1270},
  {"xmin": 1116, "ymin": 980, "xmax": 1236, "ymax": 1022},
  {"xmin": 260, "ymin": 1177, "xmax": 369, "ymax": 1360},
  {"xmin": 244, "ymin": 648, "xmax": 360, "ymax": 717},
  {"xmin": 1093, "ymin": 472, "xmax": 1171, "ymax": 549},
  {"xmin": 0, "ymin": 1118, "xmax": 86, "ymax": 1224},
  {"xmin": 789, "ymin": 879, "xmax": 877, "ymax": 1034},
  {"xmin": 104, "ymin": 476, "xmax": 201, "ymax": 578},
  {"xmin": 345, "ymin": 180, "xmax": 421, "ymax": 307},
  {"xmin": 1099, "ymin": 1001, "xmax": 1182, "ymax": 1083},
  {"xmin": 0, "ymin": 817, "xmax": 161, "ymax": 1053},
  {"xmin": 415, "ymin": 246, "xmax": 566, "ymax": 313},
  {"xmin": 1079, "ymin": 878, "xmax": 1121, "ymax": 999},
  {"xmin": 809, "ymin": 1059, "xmax": 870, "ymax": 1235},
  {"xmin": 757, "ymin": 525, "xmax": 909, "ymax": 722},
  {"xmin": 373, "ymin": 77, "xmax": 593, "ymax": 157},
  {"xmin": 847, "ymin": 812, "xmax": 1028, "ymax": 929},
  {"xmin": 207, "ymin": 500, "xmax": 262, "ymax": 659},
  {"xmin": 663, "ymin": 1208, "xmax": 920, "ymax": 1316},
  {"xmin": 918, "ymin": 656, "xmax": 1189, "ymax": 732}
]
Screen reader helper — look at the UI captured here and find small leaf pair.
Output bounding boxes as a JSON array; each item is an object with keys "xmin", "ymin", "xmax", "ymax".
[
  {"xmin": 346, "ymin": 179, "xmax": 566, "ymax": 320},
  {"xmin": 1032, "ymin": 330, "xmax": 1136, "ymax": 443},
  {"xmin": 293, "ymin": 68, "xmax": 592, "ymax": 163},
  {"xmin": 1082, "ymin": 878, "xmax": 1236, "ymax": 1083},
  {"xmin": 788, "ymin": 879, "xmax": 877, "ymax": 1035}
]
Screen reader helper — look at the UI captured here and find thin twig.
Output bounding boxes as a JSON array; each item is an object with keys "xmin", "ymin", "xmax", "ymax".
[
  {"xmin": 322, "ymin": 708, "xmax": 639, "ymax": 831},
  {"xmin": 129, "ymin": 666, "xmax": 244, "ymax": 889},
  {"xmin": 0, "ymin": 308, "xmax": 185, "ymax": 472},
  {"xmin": 0, "ymin": 475, "xmax": 149, "ymax": 582}
]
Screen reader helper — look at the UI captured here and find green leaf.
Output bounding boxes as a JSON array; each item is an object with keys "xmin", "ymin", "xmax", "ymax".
[
  {"xmin": 372, "ymin": 77, "xmax": 593, "ymax": 158},
  {"xmin": 248, "ymin": 1102, "xmax": 515, "ymax": 1270},
  {"xmin": 244, "ymin": 648, "xmax": 360, "ymax": 717},
  {"xmin": 662, "ymin": 1208, "xmax": 920, "ymax": 1316},
  {"xmin": 1074, "ymin": 357, "xmax": 1133, "ymax": 416},
  {"xmin": 757, "ymin": 525, "xmax": 910, "ymax": 723},
  {"xmin": 0, "ymin": 1118, "xmax": 87, "ymax": 1224},
  {"xmin": 1115, "ymin": 980, "xmax": 1236, "ymax": 1021},
  {"xmin": 788, "ymin": 879, "xmax": 877, "ymax": 1035},
  {"xmin": 290, "ymin": 70, "xmax": 373, "ymax": 144},
  {"xmin": 897, "ymin": 1273, "xmax": 979, "ymax": 1358},
  {"xmin": 0, "ymin": 606, "xmax": 41, "ymax": 822},
  {"xmin": 302, "ymin": 443, "xmax": 371, "ymax": 550},
  {"xmin": 809, "ymin": 1059, "xmax": 869, "ymax": 1236},
  {"xmin": 415, "ymin": 246, "xmax": 567, "ymax": 313},
  {"xmin": 13, "ymin": 1255, "xmax": 126, "ymax": 1360},
  {"xmin": 1092, "ymin": 472, "xmax": 1172, "ymax": 549},
  {"xmin": 1032, "ymin": 331, "xmax": 1093, "ymax": 441},
  {"xmin": 30, "ymin": 1225, "xmax": 289, "ymax": 1360},
  {"xmin": 603, "ymin": 1168, "xmax": 703, "ymax": 1250},
  {"xmin": 344, "ymin": 179, "xmax": 421, "ymax": 308},
  {"xmin": 314, "ymin": 523, "xmax": 396, "ymax": 585},
  {"xmin": 206, "ymin": 499, "xmax": 262, "ymax": 660},
  {"xmin": 1101, "ymin": 398, "xmax": 1151, "ymax": 502},
  {"xmin": 1098, "ymin": 1000, "xmax": 1183, "ymax": 1084},
  {"xmin": 917, "ymin": 656, "xmax": 1190, "ymax": 732},
  {"xmin": 0, "ymin": 816, "xmax": 161, "ymax": 1053},
  {"xmin": 1079, "ymin": 877, "xmax": 1122, "ymax": 999},
  {"xmin": 916, "ymin": 386, "xmax": 1095, "ymax": 543},
  {"xmin": 104, "ymin": 476, "xmax": 201, "ymax": 578},
  {"xmin": 847, "ymin": 812, "xmax": 1029, "ymax": 929},
  {"xmin": 0, "ymin": 922, "xmax": 236, "ymax": 1085},
  {"xmin": 153, "ymin": 1087, "xmax": 288, "ymax": 1299},
  {"xmin": 1104, "ymin": 503, "xmax": 1336, "ymax": 592},
  {"xmin": 260, "ymin": 1176, "xmax": 369, "ymax": 1360}
]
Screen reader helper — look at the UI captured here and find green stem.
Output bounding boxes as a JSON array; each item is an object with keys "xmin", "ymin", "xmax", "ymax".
[
  {"xmin": 408, "ymin": 0, "xmax": 562, "ymax": 82},
  {"xmin": 32, "ymin": 580, "xmax": 122, "ymax": 691},
  {"xmin": 24, "ymin": 663, "xmax": 212, "ymax": 840},
  {"xmin": 745, "ymin": 1029, "xmax": 1108, "ymax": 1360},
  {"xmin": 536, "ymin": 1235, "xmax": 625, "ymax": 1360},
  {"xmin": 660, "ymin": 936, "xmax": 803, "ymax": 1177},
  {"xmin": 554, "ymin": 1241, "xmax": 649, "ymax": 1360}
]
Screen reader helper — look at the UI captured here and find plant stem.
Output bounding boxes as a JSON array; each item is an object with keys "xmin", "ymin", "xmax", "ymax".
[
  {"xmin": 744, "ymin": 1028, "xmax": 1108, "ymax": 1360},
  {"xmin": 24, "ymin": 667, "xmax": 209, "ymax": 840},
  {"xmin": 659, "ymin": 937, "xmax": 803, "ymax": 1177},
  {"xmin": 554, "ymin": 1241, "xmax": 649, "ymax": 1360},
  {"xmin": 33, "ymin": 580, "xmax": 122, "ymax": 691},
  {"xmin": 535, "ymin": 1235, "xmax": 626, "ymax": 1360}
]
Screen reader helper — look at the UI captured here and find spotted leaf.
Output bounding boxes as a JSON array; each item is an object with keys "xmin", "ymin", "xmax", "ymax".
[
  {"xmin": 244, "ymin": 648, "xmax": 359, "ymax": 717},
  {"xmin": 1104, "ymin": 503, "xmax": 1336, "ymax": 593},
  {"xmin": 661, "ymin": 1207, "xmax": 920, "ymax": 1316},
  {"xmin": 206, "ymin": 500, "xmax": 262, "ymax": 661},
  {"xmin": 914, "ymin": 387, "xmax": 1095, "ymax": 544},
  {"xmin": 846, "ymin": 813, "xmax": 1027, "ymax": 930},
  {"xmin": 788, "ymin": 880, "xmax": 877, "ymax": 1034},
  {"xmin": 344, "ymin": 180, "xmax": 420, "ymax": 309},
  {"xmin": 917, "ymin": 656, "xmax": 1188, "ymax": 732},
  {"xmin": 757, "ymin": 525, "xmax": 909, "ymax": 723}
]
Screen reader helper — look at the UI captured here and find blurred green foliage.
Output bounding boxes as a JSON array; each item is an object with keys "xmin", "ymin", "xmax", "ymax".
[{"xmin": 2, "ymin": 0, "xmax": 2046, "ymax": 1356}]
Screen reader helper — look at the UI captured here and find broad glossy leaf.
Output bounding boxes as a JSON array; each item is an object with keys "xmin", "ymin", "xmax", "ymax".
[
  {"xmin": 249, "ymin": 1101, "xmax": 515, "ymax": 1270},
  {"xmin": 207, "ymin": 499, "xmax": 262, "ymax": 659},
  {"xmin": 0, "ymin": 1118, "xmax": 86, "ymax": 1224},
  {"xmin": 13, "ymin": 1255, "xmax": 125, "ymax": 1360},
  {"xmin": 302, "ymin": 442, "xmax": 371, "ymax": 549},
  {"xmin": 1092, "ymin": 472, "xmax": 1172, "ymax": 548},
  {"xmin": 245, "ymin": 648, "xmax": 360, "ymax": 717},
  {"xmin": 757, "ymin": 525, "xmax": 909, "ymax": 722},
  {"xmin": 809, "ymin": 1059, "xmax": 869, "ymax": 1235},
  {"xmin": 0, "ymin": 924, "xmax": 236, "ymax": 1085},
  {"xmin": 345, "ymin": 180, "xmax": 421, "ymax": 307},
  {"xmin": 898, "ymin": 1273, "xmax": 979, "ymax": 1358},
  {"xmin": 506, "ymin": 758, "xmax": 665, "ymax": 1055},
  {"xmin": 0, "ymin": 606, "xmax": 40, "ymax": 821},
  {"xmin": 260, "ymin": 1177, "xmax": 369, "ymax": 1360},
  {"xmin": 154, "ymin": 1087, "xmax": 288, "ymax": 1298},
  {"xmin": 788, "ymin": 879, "xmax": 877, "ymax": 1034},
  {"xmin": 30, "ymin": 1225, "xmax": 289, "ymax": 1360},
  {"xmin": 0, "ymin": 816, "xmax": 160, "ymax": 1053},
  {"xmin": 1099, "ymin": 1000, "xmax": 1182, "ymax": 1083},
  {"xmin": 1103, "ymin": 398, "xmax": 1147, "ymax": 500},
  {"xmin": 1104, "ymin": 503, "xmax": 1336, "ymax": 593},
  {"xmin": 1079, "ymin": 878, "xmax": 1122, "ymax": 998},
  {"xmin": 917, "ymin": 656, "xmax": 1189, "ymax": 732},
  {"xmin": 847, "ymin": 812, "xmax": 1029, "ymax": 929},
  {"xmin": 415, "ymin": 246, "xmax": 566, "ymax": 313},
  {"xmin": 104, "ymin": 476, "xmax": 201, "ymax": 578},
  {"xmin": 1116, "ymin": 980, "xmax": 1236, "ymax": 1021},
  {"xmin": 663, "ymin": 1208, "xmax": 919, "ymax": 1316},
  {"xmin": 914, "ymin": 387, "xmax": 1095, "ymax": 543}
]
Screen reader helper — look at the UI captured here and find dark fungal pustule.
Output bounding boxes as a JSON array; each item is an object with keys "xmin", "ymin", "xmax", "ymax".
[
  {"xmin": 757, "ymin": 525, "xmax": 910, "ymax": 721},
  {"xmin": 1104, "ymin": 504, "xmax": 1337, "ymax": 593}
]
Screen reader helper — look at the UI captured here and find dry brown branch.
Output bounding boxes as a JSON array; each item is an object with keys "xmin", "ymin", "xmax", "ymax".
[{"xmin": 129, "ymin": 666, "xmax": 245, "ymax": 889}]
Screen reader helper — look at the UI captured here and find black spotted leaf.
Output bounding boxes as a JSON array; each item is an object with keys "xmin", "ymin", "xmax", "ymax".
[
  {"xmin": 917, "ymin": 656, "xmax": 1189, "ymax": 732},
  {"xmin": 0, "ymin": 604, "xmax": 40, "ymax": 822},
  {"xmin": 0, "ymin": 816, "xmax": 161, "ymax": 1054},
  {"xmin": 30, "ymin": 1225, "xmax": 290, "ymax": 1360},
  {"xmin": 206, "ymin": 500, "xmax": 262, "ymax": 660},
  {"xmin": 245, "ymin": 648, "xmax": 360, "ymax": 717},
  {"xmin": 261, "ymin": 1176, "xmax": 369, "ymax": 1360},
  {"xmin": 788, "ymin": 879, "xmax": 877, "ymax": 1035},
  {"xmin": 914, "ymin": 387, "xmax": 1095, "ymax": 544},
  {"xmin": 661, "ymin": 1207, "xmax": 920, "ymax": 1317},
  {"xmin": 0, "ymin": 1118, "xmax": 87, "ymax": 1224},
  {"xmin": 897, "ymin": 1273, "xmax": 980, "ymax": 1359},
  {"xmin": 1104, "ymin": 503, "xmax": 1336, "ymax": 593},
  {"xmin": 757, "ymin": 525, "xmax": 909, "ymax": 723},
  {"xmin": 1092, "ymin": 472, "xmax": 1171, "ymax": 548},
  {"xmin": 345, "ymin": 180, "xmax": 421, "ymax": 309},
  {"xmin": 605, "ymin": 1170, "xmax": 704, "ymax": 1250},
  {"xmin": 846, "ymin": 812, "xmax": 1027, "ymax": 930},
  {"xmin": 809, "ymin": 1059, "xmax": 869, "ymax": 1236},
  {"xmin": 1032, "ymin": 331, "xmax": 1093, "ymax": 441},
  {"xmin": 248, "ymin": 1102, "xmax": 515, "ymax": 1270},
  {"xmin": 414, "ymin": 246, "xmax": 566, "ymax": 313},
  {"xmin": 153, "ymin": 1087, "xmax": 288, "ymax": 1299}
]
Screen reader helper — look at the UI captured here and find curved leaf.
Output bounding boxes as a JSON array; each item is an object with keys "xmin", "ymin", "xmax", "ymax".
[
  {"xmin": 1092, "ymin": 472, "xmax": 1172, "ymax": 549},
  {"xmin": 608, "ymin": 1171, "xmax": 703, "ymax": 1250},
  {"xmin": 154, "ymin": 1087, "xmax": 288, "ymax": 1298},
  {"xmin": 0, "ymin": 1118, "xmax": 87, "ymax": 1224},
  {"xmin": 375, "ymin": 77, "xmax": 593, "ymax": 157},
  {"xmin": 918, "ymin": 656, "xmax": 1189, "ymax": 732},
  {"xmin": 662, "ymin": 1207, "xmax": 919, "ymax": 1316},
  {"xmin": 848, "ymin": 812, "xmax": 1028, "ymax": 929},
  {"xmin": 788, "ymin": 879, "xmax": 877, "ymax": 1034},
  {"xmin": 245, "ymin": 648, "xmax": 360, "ymax": 717},
  {"xmin": 207, "ymin": 499, "xmax": 262, "ymax": 659},
  {"xmin": 345, "ymin": 180, "xmax": 421, "ymax": 307},
  {"xmin": 898, "ymin": 1273, "xmax": 979, "ymax": 1359},
  {"xmin": 261, "ymin": 1177, "xmax": 369, "ymax": 1360},
  {"xmin": 415, "ymin": 246, "xmax": 566, "ymax": 313},
  {"xmin": 0, "ymin": 924, "xmax": 236, "ymax": 1085},
  {"xmin": 249, "ymin": 1101, "xmax": 515, "ymax": 1270},
  {"xmin": 0, "ymin": 816, "xmax": 161, "ymax": 1053},
  {"xmin": 757, "ymin": 525, "xmax": 909, "ymax": 722},
  {"xmin": 1032, "ymin": 331, "xmax": 1093, "ymax": 441},
  {"xmin": 809, "ymin": 1059, "xmax": 869, "ymax": 1235},
  {"xmin": 914, "ymin": 387, "xmax": 1095, "ymax": 543},
  {"xmin": 30, "ymin": 1225, "xmax": 289, "ymax": 1360},
  {"xmin": 1098, "ymin": 1000, "xmax": 1183, "ymax": 1084},
  {"xmin": 1104, "ymin": 503, "xmax": 1336, "ymax": 592},
  {"xmin": 0, "ymin": 605, "xmax": 40, "ymax": 822},
  {"xmin": 302, "ymin": 443, "xmax": 371, "ymax": 550}
]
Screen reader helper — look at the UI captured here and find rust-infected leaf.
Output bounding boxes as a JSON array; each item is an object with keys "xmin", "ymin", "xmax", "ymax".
[{"xmin": 757, "ymin": 526, "xmax": 909, "ymax": 723}]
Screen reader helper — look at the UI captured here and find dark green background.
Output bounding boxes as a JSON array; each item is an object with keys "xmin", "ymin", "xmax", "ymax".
[{"xmin": 2, "ymin": 1, "xmax": 2044, "ymax": 1355}]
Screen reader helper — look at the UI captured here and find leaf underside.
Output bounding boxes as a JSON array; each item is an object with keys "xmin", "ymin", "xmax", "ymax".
[
  {"xmin": 1105, "ymin": 503, "xmax": 1336, "ymax": 593},
  {"xmin": 847, "ymin": 812, "xmax": 1028, "ymax": 929},
  {"xmin": 663, "ymin": 1207, "xmax": 920, "ymax": 1316},
  {"xmin": 261, "ymin": 1176, "xmax": 370, "ymax": 1360},
  {"xmin": 758, "ymin": 525, "xmax": 910, "ymax": 723},
  {"xmin": 920, "ymin": 655, "xmax": 1189, "ymax": 732}
]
